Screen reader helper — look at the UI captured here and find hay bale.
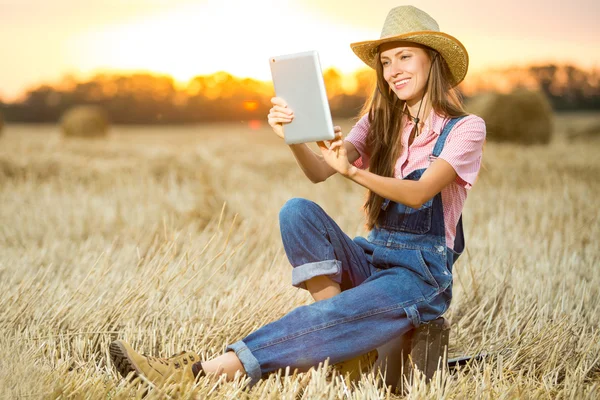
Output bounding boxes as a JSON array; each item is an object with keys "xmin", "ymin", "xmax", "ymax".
[
  {"xmin": 60, "ymin": 105, "xmax": 109, "ymax": 138},
  {"xmin": 465, "ymin": 89, "xmax": 553, "ymax": 145}
]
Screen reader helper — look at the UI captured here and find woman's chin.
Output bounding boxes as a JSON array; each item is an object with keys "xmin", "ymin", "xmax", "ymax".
[
  {"xmin": 393, "ymin": 92, "xmax": 412, "ymax": 102},
  {"xmin": 393, "ymin": 88, "xmax": 424, "ymax": 104}
]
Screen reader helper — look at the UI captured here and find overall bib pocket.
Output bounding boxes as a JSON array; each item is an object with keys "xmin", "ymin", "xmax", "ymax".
[
  {"xmin": 378, "ymin": 198, "xmax": 434, "ymax": 234},
  {"xmin": 401, "ymin": 198, "xmax": 433, "ymax": 234}
]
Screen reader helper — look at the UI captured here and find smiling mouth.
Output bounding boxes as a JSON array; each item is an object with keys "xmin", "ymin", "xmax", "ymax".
[{"xmin": 393, "ymin": 78, "xmax": 410, "ymax": 89}]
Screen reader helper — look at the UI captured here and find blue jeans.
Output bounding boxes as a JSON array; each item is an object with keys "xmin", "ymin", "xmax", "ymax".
[{"xmin": 225, "ymin": 198, "xmax": 454, "ymax": 386}]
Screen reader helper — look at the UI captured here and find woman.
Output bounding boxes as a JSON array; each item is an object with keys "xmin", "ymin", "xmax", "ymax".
[{"xmin": 109, "ymin": 5, "xmax": 486, "ymax": 388}]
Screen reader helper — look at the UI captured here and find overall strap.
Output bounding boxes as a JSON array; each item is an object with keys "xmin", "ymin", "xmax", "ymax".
[
  {"xmin": 429, "ymin": 115, "xmax": 469, "ymax": 261},
  {"xmin": 431, "ymin": 115, "xmax": 468, "ymax": 158}
]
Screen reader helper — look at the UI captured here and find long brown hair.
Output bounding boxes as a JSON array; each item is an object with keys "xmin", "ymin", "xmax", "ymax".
[{"xmin": 359, "ymin": 45, "xmax": 467, "ymax": 230}]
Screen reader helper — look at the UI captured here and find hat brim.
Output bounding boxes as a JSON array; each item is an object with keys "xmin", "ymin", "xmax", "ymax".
[{"xmin": 350, "ymin": 31, "xmax": 469, "ymax": 87}]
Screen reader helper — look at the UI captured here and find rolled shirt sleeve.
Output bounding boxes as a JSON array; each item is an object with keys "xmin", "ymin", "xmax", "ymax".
[
  {"xmin": 438, "ymin": 115, "xmax": 487, "ymax": 190},
  {"xmin": 344, "ymin": 113, "xmax": 371, "ymax": 170}
]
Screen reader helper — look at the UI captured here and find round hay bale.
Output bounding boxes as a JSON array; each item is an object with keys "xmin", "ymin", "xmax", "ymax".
[
  {"xmin": 60, "ymin": 105, "xmax": 109, "ymax": 138},
  {"xmin": 465, "ymin": 89, "xmax": 553, "ymax": 145}
]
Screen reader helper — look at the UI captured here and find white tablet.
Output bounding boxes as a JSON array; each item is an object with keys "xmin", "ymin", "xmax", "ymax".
[{"xmin": 269, "ymin": 50, "xmax": 335, "ymax": 145}]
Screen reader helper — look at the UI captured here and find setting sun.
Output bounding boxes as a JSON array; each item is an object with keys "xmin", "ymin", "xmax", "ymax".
[
  {"xmin": 66, "ymin": 0, "xmax": 376, "ymax": 87},
  {"xmin": 243, "ymin": 101, "xmax": 259, "ymax": 111},
  {"xmin": 0, "ymin": 0, "xmax": 598, "ymax": 101},
  {"xmin": 72, "ymin": 1, "xmax": 320, "ymax": 83}
]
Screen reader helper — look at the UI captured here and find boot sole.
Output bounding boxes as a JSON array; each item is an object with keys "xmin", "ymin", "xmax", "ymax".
[{"xmin": 110, "ymin": 341, "xmax": 142, "ymax": 381}]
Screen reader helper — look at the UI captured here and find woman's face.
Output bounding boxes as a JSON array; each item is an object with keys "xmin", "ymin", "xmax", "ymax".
[{"xmin": 379, "ymin": 42, "xmax": 432, "ymax": 104}]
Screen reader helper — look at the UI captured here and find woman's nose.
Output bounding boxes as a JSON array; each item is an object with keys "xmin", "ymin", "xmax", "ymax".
[{"xmin": 389, "ymin": 60, "xmax": 404, "ymax": 76}]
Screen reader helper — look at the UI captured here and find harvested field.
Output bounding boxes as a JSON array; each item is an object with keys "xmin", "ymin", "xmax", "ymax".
[{"xmin": 0, "ymin": 112, "xmax": 599, "ymax": 399}]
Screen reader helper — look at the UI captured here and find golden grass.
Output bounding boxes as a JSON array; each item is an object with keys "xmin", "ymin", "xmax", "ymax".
[{"xmin": 0, "ymin": 113, "xmax": 599, "ymax": 399}]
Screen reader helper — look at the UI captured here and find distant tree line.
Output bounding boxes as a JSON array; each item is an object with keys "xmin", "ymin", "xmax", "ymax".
[
  {"xmin": 462, "ymin": 64, "xmax": 600, "ymax": 111},
  {"xmin": 529, "ymin": 65, "xmax": 600, "ymax": 110},
  {"xmin": 0, "ymin": 69, "xmax": 370, "ymax": 125},
  {"xmin": 1, "ymin": 64, "xmax": 598, "ymax": 124}
]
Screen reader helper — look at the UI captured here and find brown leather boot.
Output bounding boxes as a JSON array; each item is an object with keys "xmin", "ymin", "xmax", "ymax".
[
  {"xmin": 109, "ymin": 340, "xmax": 204, "ymax": 387},
  {"xmin": 332, "ymin": 349, "xmax": 379, "ymax": 381}
]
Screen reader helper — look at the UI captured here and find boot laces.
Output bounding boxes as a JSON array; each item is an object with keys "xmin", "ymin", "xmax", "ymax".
[{"xmin": 144, "ymin": 351, "xmax": 196, "ymax": 368}]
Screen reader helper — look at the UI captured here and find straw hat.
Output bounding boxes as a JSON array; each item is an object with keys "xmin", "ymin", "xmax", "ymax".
[{"xmin": 350, "ymin": 5, "xmax": 469, "ymax": 87}]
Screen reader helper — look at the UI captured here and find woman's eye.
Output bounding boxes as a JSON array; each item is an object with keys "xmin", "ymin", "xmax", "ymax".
[
  {"xmin": 401, "ymin": 55, "xmax": 411, "ymax": 60},
  {"xmin": 382, "ymin": 61, "xmax": 389, "ymax": 66}
]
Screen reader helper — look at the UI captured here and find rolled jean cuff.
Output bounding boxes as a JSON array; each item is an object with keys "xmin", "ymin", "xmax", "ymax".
[
  {"xmin": 291, "ymin": 260, "xmax": 342, "ymax": 290},
  {"xmin": 225, "ymin": 340, "xmax": 262, "ymax": 385}
]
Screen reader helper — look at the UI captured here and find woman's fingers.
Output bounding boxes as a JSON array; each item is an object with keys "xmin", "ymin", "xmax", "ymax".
[
  {"xmin": 268, "ymin": 109, "xmax": 294, "ymax": 123},
  {"xmin": 271, "ymin": 97, "xmax": 288, "ymax": 108},
  {"xmin": 267, "ymin": 112, "xmax": 293, "ymax": 122},
  {"xmin": 268, "ymin": 116, "xmax": 293, "ymax": 124},
  {"xmin": 270, "ymin": 110, "xmax": 294, "ymax": 119},
  {"xmin": 267, "ymin": 107, "xmax": 294, "ymax": 131},
  {"xmin": 270, "ymin": 98, "xmax": 293, "ymax": 113},
  {"xmin": 328, "ymin": 140, "xmax": 344, "ymax": 153},
  {"xmin": 316, "ymin": 141, "xmax": 328, "ymax": 152},
  {"xmin": 332, "ymin": 126, "xmax": 343, "ymax": 141},
  {"xmin": 268, "ymin": 118, "xmax": 293, "ymax": 125},
  {"xmin": 268, "ymin": 98, "xmax": 295, "ymax": 140},
  {"xmin": 323, "ymin": 138, "xmax": 343, "ymax": 147}
]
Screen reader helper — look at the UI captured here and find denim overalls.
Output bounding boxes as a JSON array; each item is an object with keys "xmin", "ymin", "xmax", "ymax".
[{"xmin": 226, "ymin": 116, "xmax": 467, "ymax": 386}]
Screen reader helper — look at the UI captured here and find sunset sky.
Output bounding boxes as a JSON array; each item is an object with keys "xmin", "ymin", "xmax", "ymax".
[{"xmin": 1, "ymin": 0, "xmax": 599, "ymax": 101}]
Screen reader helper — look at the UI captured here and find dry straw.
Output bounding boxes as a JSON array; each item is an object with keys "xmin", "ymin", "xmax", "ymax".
[
  {"xmin": 567, "ymin": 120, "xmax": 600, "ymax": 140},
  {"xmin": 466, "ymin": 89, "xmax": 554, "ymax": 145},
  {"xmin": 0, "ymin": 118, "xmax": 598, "ymax": 398},
  {"xmin": 60, "ymin": 105, "xmax": 109, "ymax": 138}
]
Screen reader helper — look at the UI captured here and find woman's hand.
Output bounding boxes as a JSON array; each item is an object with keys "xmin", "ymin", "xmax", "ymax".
[
  {"xmin": 317, "ymin": 127, "xmax": 356, "ymax": 178},
  {"xmin": 267, "ymin": 97, "xmax": 294, "ymax": 140}
]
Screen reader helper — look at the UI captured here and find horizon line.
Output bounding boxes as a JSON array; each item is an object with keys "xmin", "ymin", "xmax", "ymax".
[{"xmin": 2, "ymin": 60, "xmax": 598, "ymax": 103}]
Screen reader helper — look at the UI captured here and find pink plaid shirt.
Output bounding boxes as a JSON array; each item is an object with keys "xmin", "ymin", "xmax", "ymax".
[{"xmin": 345, "ymin": 110, "xmax": 486, "ymax": 249}]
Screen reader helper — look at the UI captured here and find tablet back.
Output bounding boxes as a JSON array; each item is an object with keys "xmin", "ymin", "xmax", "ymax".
[{"xmin": 269, "ymin": 51, "xmax": 335, "ymax": 144}]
